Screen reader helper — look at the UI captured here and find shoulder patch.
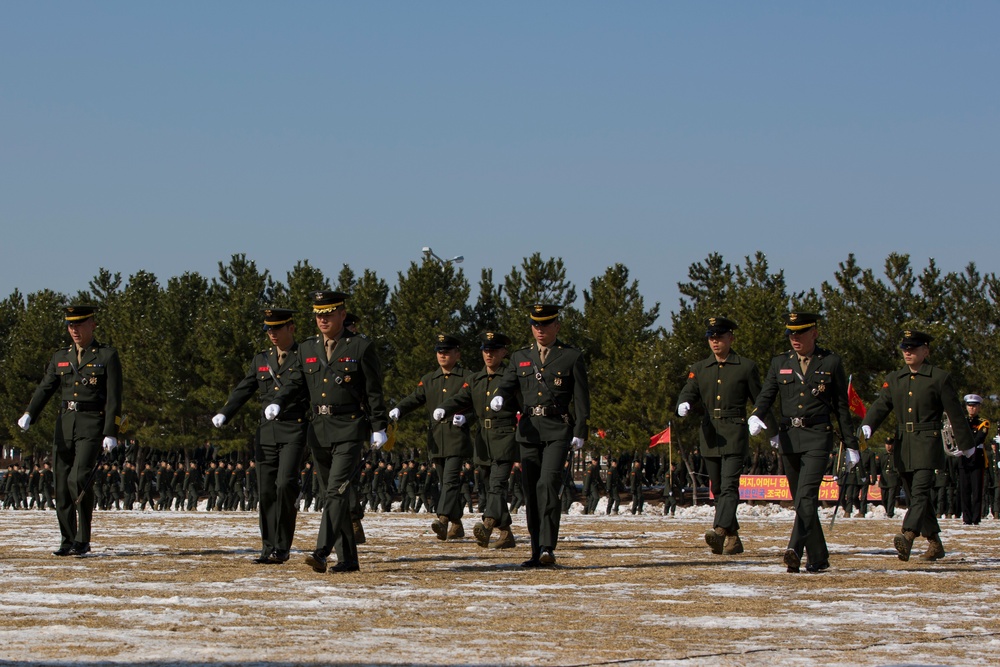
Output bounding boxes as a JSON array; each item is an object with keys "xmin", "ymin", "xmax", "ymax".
[
  {"xmin": 688, "ymin": 371, "xmax": 695, "ymax": 379},
  {"xmin": 882, "ymin": 382, "xmax": 889, "ymax": 388}
]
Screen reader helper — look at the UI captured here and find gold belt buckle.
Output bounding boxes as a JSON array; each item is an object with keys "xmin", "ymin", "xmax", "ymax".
[
  {"xmin": 713, "ymin": 408, "xmax": 721, "ymax": 418},
  {"xmin": 484, "ymin": 419, "xmax": 492, "ymax": 429},
  {"xmin": 905, "ymin": 422, "xmax": 915, "ymax": 433}
]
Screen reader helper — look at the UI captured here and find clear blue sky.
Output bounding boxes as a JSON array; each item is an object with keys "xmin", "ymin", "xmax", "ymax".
[{"xmin": 3, "ymin": 3, "xmax": 997, "ymax": 326}]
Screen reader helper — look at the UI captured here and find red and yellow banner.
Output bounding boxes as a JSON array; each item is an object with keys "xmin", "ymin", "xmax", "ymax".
[{"xmin": 724, "ymin": 475, "xmax": 882, "ymax": 502}]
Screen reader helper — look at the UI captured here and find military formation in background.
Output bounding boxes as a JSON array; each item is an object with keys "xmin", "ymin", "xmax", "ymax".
[{"xmin": 7, "ymin": 301, "xmax": 1000, "ymax": 576}]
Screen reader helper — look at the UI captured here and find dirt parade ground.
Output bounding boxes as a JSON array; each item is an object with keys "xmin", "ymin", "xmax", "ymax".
[{"xmin": 2, "ymin": 502, "xmax": 1000, "ymax": 667}]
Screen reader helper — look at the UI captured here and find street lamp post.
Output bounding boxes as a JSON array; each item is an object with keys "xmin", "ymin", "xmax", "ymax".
[{"xmin": 422, "ymin": 247, "xmax": 464, "ymax": 267}]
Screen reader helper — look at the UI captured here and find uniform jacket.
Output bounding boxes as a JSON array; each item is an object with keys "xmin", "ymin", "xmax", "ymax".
[
  {"xmin": 676, "ymin": 351, "xmax": 764, "ymax": 457},
  {"xmin": 752, "ymin": 346, "xmax": 857, "ymax": 453},
  {"xmin": 218, "ymin": 343, "xmax": 310, "ymax": 445},
  {"xmin": 497, "ymin": 340, "xmax": 590, "ymax": 443},
  {"xmin": 437, "ymin": 363, "xmax": 520, "ymax": 463},
  {"xmin": 275, "ymin": 331, "xmax": 387, "ymax": 444},
  {"xmin": 395, "ymin": 364, "xmax": 473, "ymax": 458},
  {"xmin": 26, "ymin": 339, "xmax": 122, "ymax": 439},
  {"xmin": 861, "ymin": 363, "xmax": 974, "ymax": 471}
]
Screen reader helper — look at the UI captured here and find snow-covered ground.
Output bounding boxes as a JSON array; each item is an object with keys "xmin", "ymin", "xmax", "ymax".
[{"xmin": 2, "ymin": 502, "xmax": 999, "ymax": 666}]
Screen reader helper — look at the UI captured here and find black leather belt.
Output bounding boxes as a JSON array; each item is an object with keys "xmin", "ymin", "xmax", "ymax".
[
  {"xmin": 904, "ymin": 421, "xmax": 941, "ymax": 433},
  {"xmin": 275, "ymin": 411, "xmax": 306, "ymax": 422},
  {"xmin": 711, "ymin": 408, "xmax": 745, "ymax": 419},
  {"xmin": 482, "ymin": 417, "xmax": 516, "ymax": 429},
  {"xmin": 61, "ymin": 401, "xmax": 102, "ymax": 412},
  {"xmin": 781, "ymin": 416, "xmax": 830, "ymax": 428},
  {"xmin": 313, "ymin": 404, "xmax": 360, "ymax": 416}
]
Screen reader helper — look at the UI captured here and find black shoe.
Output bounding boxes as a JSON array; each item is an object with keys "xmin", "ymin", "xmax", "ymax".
[
  {"xmin": 805, "ymin": 560, "xmax": 830, "ymax": 573},
  {"xmin": 52, "ymin": 547, "xmax": 72, "ymax": 557},
  {"xmin": 783, "ymin": 549, "xmax": 801, "ymax": 573},
  {"xmin": 270, "ymin": 550, "xmax": 290, "ymax": 564},
  {"xmin": 538, "ymin": 549, "xmax": 556, "ymax": 566},
  {"xmin": 521, "ymin": 558, "xmax": 542, "ymax": 568},
  {"xmin": 330, "ymin": 561, "xmax": 360, "ymax": 573},
  {"xmin": 70, "ymin": 542, "xmax": 91, "ymax": 557},
  {"xmin": 305, "ymin": 551, "xmax": 328, "ymax": 573},
  {"xmin": 253, "ymin": 549, "xmax": 274, "ymax": 564}
]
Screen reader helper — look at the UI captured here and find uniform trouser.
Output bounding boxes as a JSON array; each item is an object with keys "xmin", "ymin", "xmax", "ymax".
[
  {"xmin": 256, "ymin": 438, "xmax": 307, "ymax": 554},
  {"xmin": 433, "ymin": 456, "xmax": 464, "ymax": 521},
  {"xmin": 511, "ymin": 488, "xmax": 524, "ymax": 513},
  {"xmin": 186, "ymin": 489, "xmax": 199, "ymax": 510},
  {"xmin": 705, "ymin": 454, "xmax": 742, "ymax": 533},
  {"xmin": 484, "ymin": 460, "xmax": 514, "ymax": 529},
  {"xmin": 843, "ymin": 484, "xmax": 859, "ymax": 512},
  {"xmin": 859, "ymin": 484, "xmax": 870, "ymax": 514},
  {"xmin": 312, "ymin": 439, "xmax": 362, "ymax": 565},
  {"xmin": 53, "ymin": 432, "xmax": 101, "ymax": 549},
  {"xmin": 42, "ymin": 490, "xmax": 55, "ymax": 509},
  {"xmin": 477, "ymin": 465, "xmax": 489, "ymax": 512},
  {"xmin": 141, "ymin": 490, "xmax": 154, "ymax": 510},
  {"xmin": 520, "ymin": 440, "xmax": 568, "ymax": 557},
  {"xmin": 901, "ymin": 468, "xmax": 940, "ymax": 538},
  {"xmin": 630, "ymin": 488, "xmax": 644, "ymax": 514},
  {"xmin": 782, "ymin": 448, "xmax": 829, "ymax": 563},
  {"xmin": 663, "ymin": 493, "xmax": 677, "ymax": 515},
  {"xmin": 462, "ymin": 483, "xmax": 474, "ymax": 513},
  {"xmin": 607, "ymin": 489, "xmax": 620, "ymax": 514},
  {"xmin": 123, "ymin": 492, "xmax": 136, "ymax": 509},
  {"xmin": 881, "ymin": 485, "xmax": 900, "ymax": 516},
  {"xmin": 586, "ymin": 490, "xmax": 601, "ymax": 514},
  {"xmin": 958, "ymin": 454, "xmax": 984, "ymax": 524}
]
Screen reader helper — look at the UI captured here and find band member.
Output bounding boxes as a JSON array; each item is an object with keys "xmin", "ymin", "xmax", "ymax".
[
  {"xmin": 749, "ymin": 312, "xmax": 857, "ymax": 573},
  {"xmin": 17, "ymin": 304, "xmax": 122, "ymax": 556},
  {"xmin": 957, "ymin": 394, "xmax": 989, "ymax": 525},
  {"xmin": 860, "ymin": 330, "xmax": 974, "ymax": 561}
]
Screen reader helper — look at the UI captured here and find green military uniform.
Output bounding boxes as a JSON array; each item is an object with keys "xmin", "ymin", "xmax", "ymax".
[
  {"xmin": 496, "ymin": 304, "xmax": 590, "ymax": 567},
  {"xmin": 861, "ymin": 330, "xmax": 974, "ymax": 559},
  {"xmin": 606, "ymin": 461, "xmax": 622, "ymax": 514},
  {"xmin": 22, "ymin": 305, "xmax": 122, "ymax": 555},
  {"xmin": 877, "ymin": 442, "xmax": 901, "ymax": 518},
  {"xmin": 751, "ymin": 313, "xmax": 857, "ymax": 572},
  {"xmin": 217, "ymin": 308, "xmax": 310, "ymax": 563},
  {"xmin": 436, "ymin": 332, "xmax": 520, "ymax": 547},
  {"xmin": 394, "ymin": 334, "xmax": 473, "ymax": 537},
  {"xmin": 676, "ymin": 317, "xmax": 764, "ymax": 553},
  {"xmin": 272, "ymin": 292, "xmax": 387, "ymax": 573}
]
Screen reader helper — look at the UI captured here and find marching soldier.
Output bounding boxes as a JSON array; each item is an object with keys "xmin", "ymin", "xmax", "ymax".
[
  {"xmin": 391, "ymin": 333, "xmax": 473, "ymax": 541},
  {"xmin": 676, "ymin": 316, "xmax": 768, "ymax": 556},
  {"xmin": 749, "ymin": 312, "xmax": 858, "ymax": 573},
  {"xmin": 139, "ymin": 463, "xmax": 156, "ymax": 511},
  {"xmin": 606, "ymin": 459, "xmax": 622, "ymax": 515},
  {"xmin": 493, "ymin": 304, "xmax": 590, "ymax": 568},
  {"xmin": 958, "ymin": 394, "xmax": 989, "ymax": 525},
  {"xmin": 122, "ymin": 462, "xmax": 139, "ymax": 510},
  {"xmin": 266, "ymin": 291, "xmax": 388, "ymax": 574},
  {"xmin": 215, "ymin": 308, "xmax": 310, "ymax": 560},
  {"xmin": 861, "ymin": 330, "xmax": 974, "ymax": 561},
  {"xmin": 16, "ymin": 304, "xmax": 122, "ymax": 556},
  {"xmin": 435, "ymin": 331, "xmax": 520, "ymax": 549},
  {"xmin": 877, "ymin": 438, "xmax": 901, "ymax": 518},
  {"xmin": 583, "ymin": 457, "xmax": 603, "ymax": 514},
  {"xmin": 40, "ymin": 462, "xmax": 55, "ymax": 509},
  {"xmin": 628, "ymin": 460, "xmax": 645, "ymax": 514}
]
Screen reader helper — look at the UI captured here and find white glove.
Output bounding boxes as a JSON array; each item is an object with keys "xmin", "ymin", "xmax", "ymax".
[
  {"xmin": 993, "ymin": 434, "xmax": 999, "ymax": 445},
  {"xmin": 17, "ymin": 413, "xmax": 31, "ymax": 432},
  {"xmin": 212, "ymin": 413, "xmax": 226, "ymax": 428},
  {"xmin": 490, "ymin": 396, "xmax": 504, "ymax": 411},
  {"xmin": 389, "ymin": 408, "xmax": 400, "ymax": 421},
  {"xmin": 432, "ymin": 408, "xmax": 446, "ymax": 421},
  {"xmin": 677, "ymin": 402, "xmax": 690, "ymax": 417},
  {"xmin": 748, "ymin": 415, "xmax": 766, "ymax": 436},
  {"xmin": 452, "ymin": 414, "xmax": 467, "ymax": 427},
  {"xmin": 571, "ymin": 437, "xmax": 585, "ymax": 451},
  {"xmin": 371, "ymin": 430, "xmax": 387, "ymax": 450},
  {"xmin": 845, "ymin": 448, "xmax": 860, "ymax": 471},
  {"xmin": 264, "ymin": 403, "xmax": 281, "ymax": 420},
  {"xmin": 860, "ymin": 425, "xmax": 872, "ymax": 440},
  {"xmin": 962, "ymin": 447, "xmax": 976, "ymax": 458},
  {"xmin": 769, "ymin": 435, "xmax": 780, "ymax": 449},
  {"xmin": 102, "ymin": 437, "xmax": 118, "ymax": 452}
]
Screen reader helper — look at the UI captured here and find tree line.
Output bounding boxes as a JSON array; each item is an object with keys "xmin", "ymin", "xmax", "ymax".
[{"xmin": 2, "ymin": 251, "xmax": 997, "ymax": 464}]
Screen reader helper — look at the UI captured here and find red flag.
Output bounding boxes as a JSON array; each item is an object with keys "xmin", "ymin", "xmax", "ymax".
[
  {"xmin": 649, "ymin": 426, "xmax": 671, "ymax": 449},
  {"xmin": 847, "ymin": 376, "xmax": 866, "ymax": 419}
]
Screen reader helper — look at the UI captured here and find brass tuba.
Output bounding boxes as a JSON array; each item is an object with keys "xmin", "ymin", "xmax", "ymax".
[{"xmin": 941, "ymin": 413, "xmax": 962, "ymax": 457}]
